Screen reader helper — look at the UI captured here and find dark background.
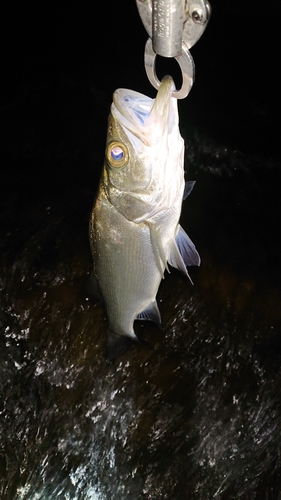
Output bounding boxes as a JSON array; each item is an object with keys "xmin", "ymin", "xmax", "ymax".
[
  {"xmin": 1, "ymin": 0, "xmax": 280, "ymax": 199},
  {"xmin": 1, "ymin": 2, "xmax": 281, "ymax": 498}
]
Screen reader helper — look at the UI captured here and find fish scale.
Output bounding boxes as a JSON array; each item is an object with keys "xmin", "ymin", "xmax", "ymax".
[
  {"xmin": 92, "ymin": 194, "xmax": 159, "ymax": 334},
  {"xmin": 89, "ymin": 76, "xmax": 200, "ymax": 360}
]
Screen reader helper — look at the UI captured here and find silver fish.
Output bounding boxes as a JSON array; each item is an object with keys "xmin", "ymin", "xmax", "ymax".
[{"xmin": 89, "ymin": 75, "xmax": 200, "ymax": 360}]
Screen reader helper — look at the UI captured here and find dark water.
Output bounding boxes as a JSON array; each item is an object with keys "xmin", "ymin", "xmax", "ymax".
[{"xmin": 1, "ymin": 2, "xmax": 281, "ymax": 498}]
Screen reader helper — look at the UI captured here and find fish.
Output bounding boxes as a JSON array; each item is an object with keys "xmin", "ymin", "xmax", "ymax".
[{"xmin": 89, "ymin": 75, "xmax": 200, "ymax": 360}]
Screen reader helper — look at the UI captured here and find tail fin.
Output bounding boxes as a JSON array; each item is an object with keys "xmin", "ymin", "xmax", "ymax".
[{"xmin": 106, "ymin": 331, "xmax": 134, "ymax": 361}]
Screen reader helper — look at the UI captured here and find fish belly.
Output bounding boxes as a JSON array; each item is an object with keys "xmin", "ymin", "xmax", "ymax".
[{"xmin": 90, "ymin": 191, "xmax": 164, "ymax": 339}]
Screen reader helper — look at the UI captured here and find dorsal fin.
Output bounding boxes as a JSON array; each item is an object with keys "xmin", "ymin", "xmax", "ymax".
[{"xmin": 183, "ymin": 180, "xmax": 196, "ymax": 200}]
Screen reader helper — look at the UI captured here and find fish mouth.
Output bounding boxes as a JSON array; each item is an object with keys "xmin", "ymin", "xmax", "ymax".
[{"xmin": 112, "ymin": 76, "xmax": 177, "ymax": 147}]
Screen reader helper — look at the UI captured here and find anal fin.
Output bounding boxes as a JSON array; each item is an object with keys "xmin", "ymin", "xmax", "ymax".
[
  {"xmin": 136, "ymin": 300, "xmax": 161, "ymax": 327},
  {"xmin": 87, "ymin": 269, "xmax": 104, "ymax": 305}
]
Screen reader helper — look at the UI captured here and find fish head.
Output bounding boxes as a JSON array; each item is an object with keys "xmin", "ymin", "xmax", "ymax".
[{"xmin": 103, "ymin": 76, "xmax": 185, "ymax": 222}]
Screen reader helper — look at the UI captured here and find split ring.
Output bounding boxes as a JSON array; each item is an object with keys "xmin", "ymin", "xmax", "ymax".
[{"xmin": 144, "ymin": 38, "xmax": 195, "ymax": 99}]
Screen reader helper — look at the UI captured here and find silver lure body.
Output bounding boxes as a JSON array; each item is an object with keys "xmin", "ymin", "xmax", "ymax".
[{"xmin": 89, "ymin": 76, "xmax": 200, "ymax": 359}]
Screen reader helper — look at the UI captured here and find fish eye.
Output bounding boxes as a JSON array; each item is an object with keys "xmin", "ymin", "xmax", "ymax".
[{"xmin": 106, "ymin": 141, "xmax": 129, "ymax": 168}]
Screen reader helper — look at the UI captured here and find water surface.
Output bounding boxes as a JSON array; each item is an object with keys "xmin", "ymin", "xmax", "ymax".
[{"xmin": 1, "ymin": 78, "xmax": 281, "ymax": 499}]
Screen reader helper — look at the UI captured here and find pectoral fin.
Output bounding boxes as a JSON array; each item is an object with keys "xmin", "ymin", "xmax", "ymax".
[
  {"xmin": 175, "ymin": 225, "xmax": 201, "ymax": 266},
  {"xmin": 136, "ymin": 300, "xmax": 161, "ymax": 327},
  {"xmin": 147, "ymin": 222, "xmax": 169, "ymax": 276},
  {"xmin": 168, "ymin": 225, "xmax": 200, "ymax": 284}
]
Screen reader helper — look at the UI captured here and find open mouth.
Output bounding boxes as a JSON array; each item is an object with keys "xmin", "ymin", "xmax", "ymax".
[{"xmin": 112, "ymin": 76, "xmax": 176, "ymax": 146}]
